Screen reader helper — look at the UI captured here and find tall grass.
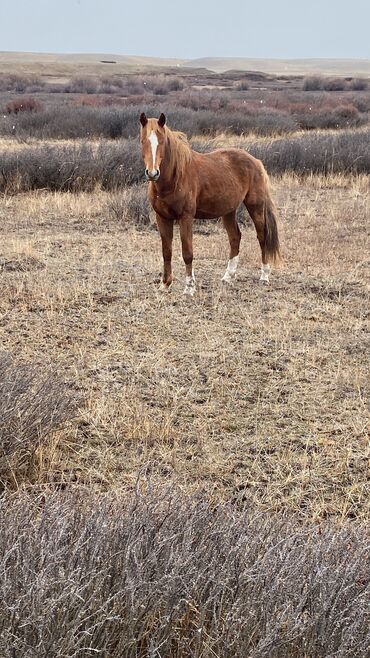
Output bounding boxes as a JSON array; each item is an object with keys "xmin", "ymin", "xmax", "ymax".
[
  {"xmin": 0, "ymin": 104, "xmax": 299, "ymax": 140},
  {"xmin": 1, "ymin": 128, "xmax": 369, "ymax": 194},
  {"xmin": 0, "ymin": 488, "xmax": 368, "ymax": 658},
  {"xmin": 0, "ymin": 354, "xmax": 78, "ymax": 489}
]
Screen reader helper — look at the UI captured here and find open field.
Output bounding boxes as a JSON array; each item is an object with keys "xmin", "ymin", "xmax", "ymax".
[
  {"xmin": 0, "ymin": 59, "xmax": 369, "ymax": 655},
  {"xmin": 1, "ymin": 172, "xmax": 368, "ymax": 519}
]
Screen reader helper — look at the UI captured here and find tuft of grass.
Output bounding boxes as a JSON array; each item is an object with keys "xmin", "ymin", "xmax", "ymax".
[
  {"xmin": 107, "ymin": 184, "xmax": 152, "ymax": 228},
  {"xmin": 0, "ymin": 353, "xmax": 79, "ymax": 489}
]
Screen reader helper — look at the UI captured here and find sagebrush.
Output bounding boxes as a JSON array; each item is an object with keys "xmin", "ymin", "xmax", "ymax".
[{"xmin": 0, "ymin": 488, "xmax": 368, "ymax": 658}]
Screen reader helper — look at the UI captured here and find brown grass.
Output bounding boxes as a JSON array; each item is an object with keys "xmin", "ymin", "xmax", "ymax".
[{"xmin": 0, "ymin": 172, "xmax": 368, "ymax": 519}]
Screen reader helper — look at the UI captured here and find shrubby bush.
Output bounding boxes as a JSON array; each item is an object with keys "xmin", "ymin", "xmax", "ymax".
[
  {"xmin": 294, "ymin": 103, "xmax": 361, "ymax": 130},
  {"xmin": 0, "ymin": 73, "xmax": 45, "ymax": 92},
  {"xmin": 249, "ymin": 128, "xmax": 370, "ymax": 175},
  {"xmin": 0, "ymin": 103, "xmax": 300, "ymax": 141},
  {"xmin": 0, "ymin": 488, "xmax": 368, "ymax": 658},
  {"xmin": 0, "ymin": 140, "xmax": 143, "ymax": 193},
  {"xmin": 349, "ymin": 77, "xmax": 368, "ymax": 91},
  {"xmin": 0, "ymin": 353, "xmax": 77, "ymax": 489},
  {"xmin": 107, "ymin": 184, "xmax": 152, "ymax": 228},
  {"xmin": 5, "ymin": 96, "xmax": 43, "ymax": 114},
  {"xmin": 322, "ymin": 77, "xmax": 348, "ymax": 91},
  {"xmin": 302, "ymin": 76, "xmax": 323, "ymax": 91},
  {"xmin": 1, "ymin": 127, "xmax": 369, "ymax": 194}
]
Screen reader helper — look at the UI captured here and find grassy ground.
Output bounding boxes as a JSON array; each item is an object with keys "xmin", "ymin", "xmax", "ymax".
[{"xmin": 0, "ymin": 173, "xmax": 368, "ymax": 519}]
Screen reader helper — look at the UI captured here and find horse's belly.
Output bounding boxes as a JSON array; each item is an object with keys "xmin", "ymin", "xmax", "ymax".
[
  {"xmin": 195, "ymin": 201, "xmax": 238, "ymax": 220},
  {"xmin": 195, "ymin": 209, "xmax": 220, "ymax": 220}
]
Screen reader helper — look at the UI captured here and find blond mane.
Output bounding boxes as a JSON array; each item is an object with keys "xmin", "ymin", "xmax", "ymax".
[{"xmin": 164, "ymin": 126, "xmax": 193, "ymax": 185}]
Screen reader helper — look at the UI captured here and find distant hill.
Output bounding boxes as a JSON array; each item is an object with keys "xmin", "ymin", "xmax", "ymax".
[
  {"xmin": 0, "ymin": 52, "xmax": 369, "ymax": 78},
  {"xmin": 182, "ymin": 57, "xmax": 370, "ymax": 76}
]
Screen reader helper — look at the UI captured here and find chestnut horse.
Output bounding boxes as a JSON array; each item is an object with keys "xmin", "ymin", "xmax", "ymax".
[{"xmin": 140, "ymin": 112, "xmax": 280, "ymax": 295}]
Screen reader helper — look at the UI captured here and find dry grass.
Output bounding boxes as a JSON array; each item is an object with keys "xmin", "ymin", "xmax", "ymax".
[
  {"xmin": 0, "ymin": 173, "xmax": 368, "ymax": 519},
  {"xmin": 0, "ymin": 353, "xmax": 78, "ymax": 490},
  {"xmin": 0, "ymin": 488, "xmax": 368, "ymax": 658}
]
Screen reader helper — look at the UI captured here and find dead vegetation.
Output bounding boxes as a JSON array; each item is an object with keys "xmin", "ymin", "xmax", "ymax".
[
  {"xmin": 0, "ymin": 353, "xmax": 78, "ymax": 490},
  {"xmin": 0, "ymin": 488, "xmax": 368, "ymax": 658},
  {"xmin": 0, "ymin": 62, "xmax": 369, "ymax": 655},
  {"xmin": 0, "ymin": 173, "xmax": 368, "ymax": 518}
]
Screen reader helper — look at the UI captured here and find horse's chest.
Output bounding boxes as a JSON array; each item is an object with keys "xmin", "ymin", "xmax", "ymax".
[{"xmin": 150, "ymin": 194, "xmax": 186, "ymax": 221}]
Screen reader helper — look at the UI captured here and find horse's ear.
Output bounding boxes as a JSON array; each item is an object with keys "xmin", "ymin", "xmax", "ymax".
[
  {"xmin": 158, "ymin": 113, "xmax": 166, "ymax": 127},
  {"xmin": 140, "ymin": 112, "xmax": 148, "ymax": 127}
]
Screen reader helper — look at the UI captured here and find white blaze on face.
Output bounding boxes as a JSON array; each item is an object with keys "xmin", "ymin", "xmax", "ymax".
[{"xmin": 148, "ymin": 131, "xmax": 159, "ymax": 172}]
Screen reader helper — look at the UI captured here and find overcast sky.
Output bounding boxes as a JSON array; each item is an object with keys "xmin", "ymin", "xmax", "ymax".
[{"xmin": 0, "ymin": 0, "xmax": 369, "ymax": 59}]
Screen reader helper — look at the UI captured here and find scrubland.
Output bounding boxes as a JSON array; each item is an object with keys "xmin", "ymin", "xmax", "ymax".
[{"xmin": 0, "ymin": 66, "xmax": 369, "ymax": 656}]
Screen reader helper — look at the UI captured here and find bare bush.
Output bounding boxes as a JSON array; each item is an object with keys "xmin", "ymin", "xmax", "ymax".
[
  {"xmin": 107, "ymin": 184, "xmax": 152, "ymax": 228},
  {"xmin": 1, "ymin": 125, "xmax": 369, "ymax": 194},
  {"xmin": 302, "ymin": 76, "xmax": 323, "ymax": 91},
  {"xmin": 0, "ymin": 140, "xmax": 143, "ymax": 193},
  {"xmin": 5, "ymin": 96, "xmax": 43, "ymax": 114},
  {"xmin": 322, "ymin": 77, "xmax": 348, "ymax": 91},
  {"xmin": 0, "ymin": 488, "xmax": 368, "ymax": 658},
  {"xmin": 248, "ymin": 127, "xmax": 370, "ymax": 175},
  {"xmin": 349, "ymin": 78, "xmax": 368, "ymax": 91},
  {"xmin": 294, "ymin": 103, "xmax": 361, "ymax": 130},
  {"xmin": 66, "ymin": 76, "xmax": 100, "ymax": 94},
  {"xmin": 0, "ymin": 102, "xmax": 298, "ymax": 141},
  {"xmin": 237, "ymin": 80, "xmax": 250, "ymax": 90},
  {"xmin": 0, "ymin": 354, "xmax": 78, "ymax": 488},
  {"xmin": 0, "ymin": 105, "xmax": 141, "ymax": 140},
  {"xmin": 0, "ymin": 74, "xmax": 44, "ymax": 92}
]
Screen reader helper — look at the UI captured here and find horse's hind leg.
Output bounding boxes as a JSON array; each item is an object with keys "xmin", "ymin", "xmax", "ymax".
[
  {"xmin": 244, "ymin": 200, "xmax": 270, "ymax": 283},
  {"xmin": 221, "ymin": 211, "xmax": 241, "ymax": 283}
]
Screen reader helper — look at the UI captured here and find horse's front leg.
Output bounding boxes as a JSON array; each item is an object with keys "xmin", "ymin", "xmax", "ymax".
[
  {"xmin": 179, "ymin": 216, "xmax": 196, "ymax": 296},
  {"xmin": 156, "ymin": 214, "xmax": 174, "ymax": 289}
]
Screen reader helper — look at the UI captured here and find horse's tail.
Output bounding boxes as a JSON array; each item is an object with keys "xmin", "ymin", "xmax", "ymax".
[{"xmin": 263, "ymin": 171, "xmax": 281, "ymax": 264}]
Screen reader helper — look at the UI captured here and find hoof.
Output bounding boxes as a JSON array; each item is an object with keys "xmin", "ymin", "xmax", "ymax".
[
  {"xmin": 222, "ymin": 272, "xmax": 235, "ymax": 284},
  {"xmin": 159, "ymin": 281, "xmax": 172, "ymax": 292},
  {"xmin": 260, "ymin": 264, "xmax": 271, "ymax": 284},
  {"xmin": 183, "ymin": 285, "xmax": 196, "ymax": 297}
]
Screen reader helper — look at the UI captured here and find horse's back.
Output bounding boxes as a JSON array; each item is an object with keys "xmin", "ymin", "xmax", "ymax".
[
  {"xmin": 194, "ymin": 147, "xmax": 263, "ymax": 172},
  {"xmin": 192, "ymin": 147, "xmax": 265, "ymax": 218}
]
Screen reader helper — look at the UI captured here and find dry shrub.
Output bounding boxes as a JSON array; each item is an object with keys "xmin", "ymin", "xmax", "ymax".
[
  {"xmin": 0, "ymin": 488, "xmax": 368, "ymax": 658},
  {"xmin": 0, "ymin": 354, "xmax": 78, "ymax": 488},
  {"xmin": 295, "ymin": 103, "xmax": 361, "ymax": 130},
  {"xmin": 322, "ymin": 77, "xmax": 348, "ymax": 91},
  {"xmin": 107, "ymin": 184, "xmax": 152, "ymax": 228},
  {"xmin": 0, "ymin": 140, "xmax": 143, "ymax": 193},
  {"xmin": 302, "ymin": 76, "xmax": 323, "ymax": 91},
  {"xmin": 1, "ymin": 126, "xmax": 369, "ymax": 194},
  {"xmin": 0, "ymin": 73, "xmax": 44, "ymax": 92},
  {"xmin": 67, "ymin": 76, "xmax": 100, "ymax": 94},
  {"xmin": 349, "ymin": 78, "xmax": 368, "ymax": 91},
  {"xmin": 248, "ymin": 127, "xmax": 370, "ymax": 175},
  {"xmin": 5, "ymin": 96, "xmax": 43, "ymax": 114}
]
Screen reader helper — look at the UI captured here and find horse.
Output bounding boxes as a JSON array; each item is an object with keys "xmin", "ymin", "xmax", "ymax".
[{"xmin": 139, "ymin": 112, "xmax": 280, "ymax": 295}]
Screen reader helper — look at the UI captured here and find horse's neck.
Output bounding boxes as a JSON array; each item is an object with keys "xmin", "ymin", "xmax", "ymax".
[{"xmin": 156, "ymin": 139, "xmax": 179, "ymax": 192}]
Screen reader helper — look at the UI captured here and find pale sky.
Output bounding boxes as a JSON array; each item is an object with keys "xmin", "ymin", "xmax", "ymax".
[{"xmin": 0, "ymin": 0, "xmax": 369, "ymax": 60}]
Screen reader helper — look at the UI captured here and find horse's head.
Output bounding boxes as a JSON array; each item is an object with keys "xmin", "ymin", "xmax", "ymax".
[{"xmin": 140, "ymin": 112, "xmax": 166, "ymax": 181}]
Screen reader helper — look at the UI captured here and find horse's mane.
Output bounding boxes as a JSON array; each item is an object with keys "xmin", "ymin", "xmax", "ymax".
[{"xmin": 165, "ymin": 126, "xmax": 192, "ymax": 185}]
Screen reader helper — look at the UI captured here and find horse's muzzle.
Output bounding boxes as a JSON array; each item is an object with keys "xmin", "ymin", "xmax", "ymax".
[{"xmin": 145, "ymin": 168, "xmax": 160, "ymax": 181}]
